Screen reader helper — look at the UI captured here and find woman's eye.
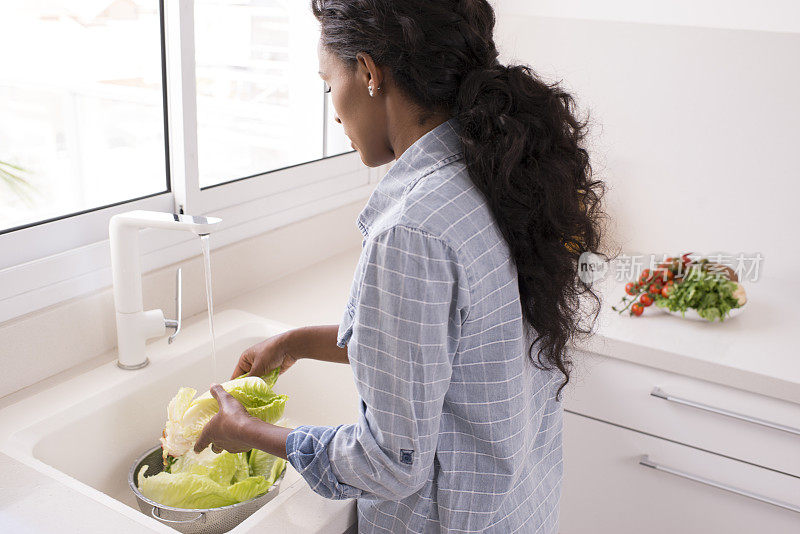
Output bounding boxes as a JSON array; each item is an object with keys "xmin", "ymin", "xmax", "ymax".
[{"xmin": 323, "ymin": 82, "xmax": 331, "ymax": 94}]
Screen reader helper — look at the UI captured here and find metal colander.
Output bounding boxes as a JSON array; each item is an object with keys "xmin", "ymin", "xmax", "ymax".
[{"xmin": 129, "ymin": 445, "xmax": 285, "ymax": 534}]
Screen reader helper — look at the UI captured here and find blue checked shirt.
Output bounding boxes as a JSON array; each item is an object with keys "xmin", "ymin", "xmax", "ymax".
[{"xmin": 286, "ymin": 118, "xmax": 564, "ymax": 533}]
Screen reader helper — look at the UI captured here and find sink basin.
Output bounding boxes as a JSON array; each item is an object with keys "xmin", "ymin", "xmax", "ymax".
[{"xmin": 0, "ymin": 309, "xmax": 359, "ymax": 533}]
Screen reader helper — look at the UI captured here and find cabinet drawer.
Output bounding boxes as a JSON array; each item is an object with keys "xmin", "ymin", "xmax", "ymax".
[
  {"xmin": 562, "ymin": 348, "xmax": 800, "ymax": 477},
  {"xmin": 560, "ymin": 411, "xmax": 800, "ymax": 534}
]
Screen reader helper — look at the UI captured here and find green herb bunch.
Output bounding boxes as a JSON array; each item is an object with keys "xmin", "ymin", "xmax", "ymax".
[{"xmin": 654, "ymin": 265, "xmax": 740, "ymax": 321}]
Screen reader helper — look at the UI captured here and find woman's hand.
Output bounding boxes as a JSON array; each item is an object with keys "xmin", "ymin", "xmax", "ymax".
[
  {"xmin": 194, "ymin": 384, "xmax": 260, "ymax": 454},
  {"xmin": 231, "ymin": 332, "xmax": 298, "ymax": 380},
  {"xmin": 195, "ymin": 383, "xmax": 294, "ymax": 460}
]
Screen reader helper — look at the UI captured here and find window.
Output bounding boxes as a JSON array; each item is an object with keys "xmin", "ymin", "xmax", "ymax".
[
  {"xmin": 0, "ymin": 2, "xmax": 168, "ymax": 233},
  {"xmin": 0, "ymin": 0, "xmax": 374, "ymax": 322},
  {"xmin": 194, "ymin": 0, "xmax": 351, "ymax": 188}
]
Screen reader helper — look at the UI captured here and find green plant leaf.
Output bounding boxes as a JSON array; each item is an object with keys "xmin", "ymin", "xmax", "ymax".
[{"xmin": 0, "ymin": 159, "xmax": 36, "ymax": 204}]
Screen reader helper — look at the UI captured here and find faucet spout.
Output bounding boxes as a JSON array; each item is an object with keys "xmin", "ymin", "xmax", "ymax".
[
  {"xmin": 109, "ymin": 210, "xmax": 222, "ymax": 369},
  {"xmin": 111, "ymin": 210, "xmax": 221, "ymax": 236}
]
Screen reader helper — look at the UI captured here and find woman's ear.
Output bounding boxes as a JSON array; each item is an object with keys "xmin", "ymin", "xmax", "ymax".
[{"xmin": 355, "ymin": 52, "xmax": 384, "ymax": 93}]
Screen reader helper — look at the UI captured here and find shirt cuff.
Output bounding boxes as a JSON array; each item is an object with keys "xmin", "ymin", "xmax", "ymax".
[{"xmin": 285, "ymin": 424, "xmax": 363, "ymax": 500}]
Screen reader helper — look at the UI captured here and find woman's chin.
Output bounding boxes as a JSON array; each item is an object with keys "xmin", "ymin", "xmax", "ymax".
[
  {"xmin": 359, "ymin": 154, "xmax": 384, "ymax": 168},
  {"xmin": 357, "ymin": 152, "xmax": 373, "ymax": 167},
  {"xmin": 355, "ymin": 148, "xmax": 373, "ymax": 166},
  {"xmin": 353, "ymin": 145, "xmax": 391, "ymax": 168}
]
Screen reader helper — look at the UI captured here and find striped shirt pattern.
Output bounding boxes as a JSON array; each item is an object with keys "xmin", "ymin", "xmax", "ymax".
[{"xmin": 285, "ymin": 118, "xmax": 564, "ymax": 533}]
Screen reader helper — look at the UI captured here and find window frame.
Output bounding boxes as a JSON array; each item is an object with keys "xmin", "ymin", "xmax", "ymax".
[{"xmin": 0, "ymin": 0, "xmax": 380, "ymax": 323}]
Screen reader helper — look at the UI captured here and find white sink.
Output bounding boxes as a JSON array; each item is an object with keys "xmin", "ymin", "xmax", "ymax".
[{"xmin": 0, "ymin": 309, "xmax": 359, "ymax": 533}]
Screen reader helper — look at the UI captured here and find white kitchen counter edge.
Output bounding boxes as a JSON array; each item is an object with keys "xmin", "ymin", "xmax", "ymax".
[{"xmin": 571, "ymin": 333, "xmax": 800, "ymax": 407}]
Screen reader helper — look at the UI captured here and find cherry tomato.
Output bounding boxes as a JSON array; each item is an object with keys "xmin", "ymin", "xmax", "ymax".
[
  {"xmin": 653, "ymin": 268, "xmax": 674, "ymax": 283},
  {"xmin": 625, "ymin": 282, "xmax": 637, "ymax": 296},
  {"xmin": 631, "ymin": 303, "xmax": 644, "ymax": 316},
  {"xmin": 648, "ymin": 284, "xmax": 661, "ymax": 294},
  {"xmin": 666, "ymin": 280, "xmax": 675, "ymax": 286},
  {"xmin": 639, "ymin": 269, "xmax": 653, "ymax": 283},
  {"xmin": 640, "ymin": 294, "xmax": 653, "ymax": 306},
  {"xmin": 661, "ymin": 285, "xmax": 672, "ymax": 298}
]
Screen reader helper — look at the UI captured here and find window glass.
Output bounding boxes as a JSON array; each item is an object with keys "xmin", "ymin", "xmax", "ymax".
[
  {"xmin": 0, "ymin": 2, "xmax": 168, "ymax": 232},
  {"xmin": 195, "ymin": 0, "xmax": 351, "ymax": 188}
]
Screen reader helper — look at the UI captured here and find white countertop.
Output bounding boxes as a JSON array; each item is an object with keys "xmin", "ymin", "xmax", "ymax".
[
  {"xmin": 575, "ymin": 269, "xmax": 800, "ymax": 405},
  {"xmin": 2, "ymin": 245, "xmax": 798, "ymax": 533}
]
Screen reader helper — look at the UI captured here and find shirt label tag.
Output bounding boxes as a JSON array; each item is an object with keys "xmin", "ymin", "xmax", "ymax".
[{"xmin": 400, "ymin": 449, "xmax": 414, "ymax": 465}]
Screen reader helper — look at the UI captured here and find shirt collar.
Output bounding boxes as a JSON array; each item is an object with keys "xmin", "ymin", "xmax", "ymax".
[{"xmin": 356, "ymin": 117, "xmax": 463, "ymax": 238}]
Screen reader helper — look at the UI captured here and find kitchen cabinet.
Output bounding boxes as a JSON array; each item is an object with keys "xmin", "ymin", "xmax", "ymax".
[
  {"xmin": 560, "ymin": 411, "xmax": 800, "ymax": 533},
  {"xmin": 559, "ymin": 348, "xmax": 800, "ymax": 533}
]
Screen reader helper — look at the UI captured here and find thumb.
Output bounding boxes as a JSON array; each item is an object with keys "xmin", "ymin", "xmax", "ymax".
[{"xmin": 209, "ymin": 383, "xmax": 232, "ymax": 407}]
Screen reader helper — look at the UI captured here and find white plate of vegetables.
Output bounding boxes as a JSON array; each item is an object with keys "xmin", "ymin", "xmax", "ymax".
[{"xmin": 613, "ymin": 253, "xmax": 747, "ymax": 322}]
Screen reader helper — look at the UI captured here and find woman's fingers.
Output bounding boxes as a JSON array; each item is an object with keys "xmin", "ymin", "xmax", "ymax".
[
  {"xmin": 195, "ymin": 383, "xmax": 254, "ymax": 454},
  {"xmin": 280, "ymin": 354, "xmax": 298, "ymax": 374},
  {"xmin": 231, "ymin": 350, "xmax": 254, "ymax": 380},
  {"xmin": 195, "ymin": 386, "xmax": 227, "ymax": 453},
  {"xmin": 194, "ymin": 424, "xmax": 213, "ymax": 453}
]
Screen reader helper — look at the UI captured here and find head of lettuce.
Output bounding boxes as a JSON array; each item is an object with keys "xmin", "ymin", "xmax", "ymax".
[{"xmin": 137, "ymin": 370, "xmax": 288, "ymax": 509}]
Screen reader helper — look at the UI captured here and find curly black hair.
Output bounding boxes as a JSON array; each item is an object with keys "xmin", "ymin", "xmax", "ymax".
[{"xmin": 312, "ymin": 0, "xmax": 612, "ymax": 400}]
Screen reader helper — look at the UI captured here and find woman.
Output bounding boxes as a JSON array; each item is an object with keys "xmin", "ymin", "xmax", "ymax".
[{"xmin": 194, "ymin": 0, "xmax": 607, "ymax": 531}]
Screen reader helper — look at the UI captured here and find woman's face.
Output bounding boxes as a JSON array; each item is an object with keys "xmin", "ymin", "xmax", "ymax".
[{"xmin": 317, "ymin": 40, "xmax": 393, "ymax": 167}]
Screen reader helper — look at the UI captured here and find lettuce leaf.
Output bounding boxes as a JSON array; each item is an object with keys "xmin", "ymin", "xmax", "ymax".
[
  {"xmin": 246, "ymin": 395, "xmax": 287, "ymax": 424},
  {"xmin": 248, "ymin": 449, "xmax": 287, "ymax": 487},
  {"xmin": 226, "ymin": 476, "xmax": 271, "ymax": 502},
  {"xmin": 140, "ymin": 457, "xmax": 273, "ymax": 508},
  {"xmin": 170, "ymin": 447, "xmax": 249, "ymax": 486},
  {"xmin": 138, "ymin": 465, "xmax": 238, "ymax": 509},
  {"xmin": 160, "ymin": 372, "xmax": 286, "ymax": 459}
]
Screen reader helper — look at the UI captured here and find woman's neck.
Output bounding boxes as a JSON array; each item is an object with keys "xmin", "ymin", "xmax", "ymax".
[{"xmin": 388, "ymin": 110, "xmax": 452, "ymax": 161}]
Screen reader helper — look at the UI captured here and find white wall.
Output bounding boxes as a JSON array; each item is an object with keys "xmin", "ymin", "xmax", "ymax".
[
  {"xmin": 494, "ymin": 1, "xmax": 800, "ymax": 282},
  {"xmin": 495, "ymin": 0, "xmax": 800, "ymax": 33}
]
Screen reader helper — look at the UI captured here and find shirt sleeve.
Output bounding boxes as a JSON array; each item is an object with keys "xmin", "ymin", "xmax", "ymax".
[{"xmin": 285, "ymin": 224, "xmax": 469, "ymax": 501}]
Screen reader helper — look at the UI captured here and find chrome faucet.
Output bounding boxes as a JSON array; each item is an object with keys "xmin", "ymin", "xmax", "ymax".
[{"xmin": 109, "ymin": 210, "xmax": 222, "ymax": 369}]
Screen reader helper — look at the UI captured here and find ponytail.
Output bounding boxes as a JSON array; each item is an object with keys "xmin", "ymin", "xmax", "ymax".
[{"xmin": 456, "ymin": 64, "xmax": 609, "ymax": 399}]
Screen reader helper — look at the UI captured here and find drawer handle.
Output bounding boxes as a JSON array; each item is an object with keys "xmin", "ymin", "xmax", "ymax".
[
  {"xmin": 650, "ymin": 387, "xmax": 800, "ymax": 436},
  {"xmin": 638, "ymin": 455, "xmax": 800, "ymax": 514}
]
